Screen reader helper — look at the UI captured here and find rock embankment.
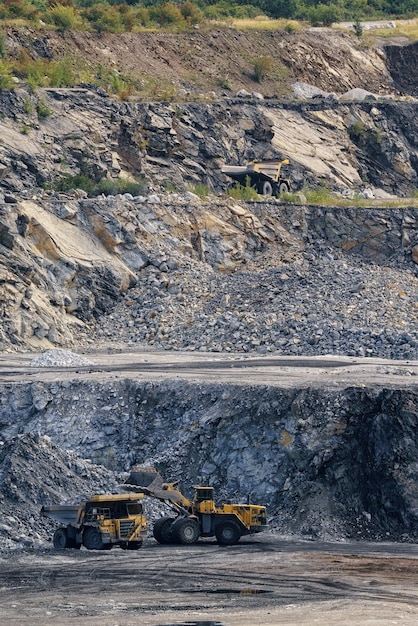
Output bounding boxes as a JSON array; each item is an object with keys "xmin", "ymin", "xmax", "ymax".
[{"xmin": 1, "ymin": 191, "xmax": 417, "ymax": 359}]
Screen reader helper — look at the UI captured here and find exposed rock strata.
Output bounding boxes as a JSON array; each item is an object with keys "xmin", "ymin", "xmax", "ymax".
[
  {"xmin": 1, "ymin": 192, "xmax": 417, "ymax": 358},
  {"xmin": 1, "ymin": 374, "xmax": 418, "ymax": 544}
]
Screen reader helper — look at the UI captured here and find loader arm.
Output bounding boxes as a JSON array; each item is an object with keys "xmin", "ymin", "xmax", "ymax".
[{"xmin": 123, "ymin": 466, "xmax": 193, "ymax": 514}]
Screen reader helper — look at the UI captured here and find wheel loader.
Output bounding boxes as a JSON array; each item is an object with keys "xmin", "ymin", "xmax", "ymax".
[
  {"xmin": 41, "ymin": 493, "xmax": 147, "ymax": 550},
  {"xmin": 222, "ymin": 158, "xmax": 291, "ymax": 197},
  {"xmin": 125, "ymin": 467, "xmax": 268, "ymax": 546}
]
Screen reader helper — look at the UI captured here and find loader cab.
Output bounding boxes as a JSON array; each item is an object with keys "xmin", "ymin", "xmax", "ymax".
[
  {"xmin": 194, "ymin": 486, "xmax": 216, "ymax": 514},
  {"xmin": 194, "ymin": 487, "xmax": 214, "ymax": 502}
]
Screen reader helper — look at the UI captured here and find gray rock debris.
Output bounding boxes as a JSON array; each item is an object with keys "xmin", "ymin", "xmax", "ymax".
[{"xmin": 30, "ymin": 349, "xmax": 93, "ymax": 368}]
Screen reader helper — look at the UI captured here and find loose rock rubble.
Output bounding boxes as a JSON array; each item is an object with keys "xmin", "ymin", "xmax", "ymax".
[
  {"xmin": 93, "ymin": 250, "xmax": 418, "ymax": 360},
  {"xmin": 30, "ymin": 349, "xmax": 93, "ymax": 368}
]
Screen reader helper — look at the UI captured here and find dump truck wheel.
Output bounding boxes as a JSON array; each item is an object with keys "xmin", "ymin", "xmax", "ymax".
[
  {"xmin": 215, "ymin": 521, "xmax": 241, "ymax": 546},
  {"xmin": 153, "ymin": 516, "xmax": 176, "ymax": 544},
  {"xmin": 173, "ymin": 518, "xmax": 200, "ymax": 545},
  {"xmin": 83, "ymin": 527, "xmax": 107, "ymax": 551},
  {"xmin": 278, "ymin": 181, "xmax": 289, "ymax": 194},
  {"xmin": 260, "ymin": 181, "xmax": 273, "ymax": 196},
  {"xmin": 53, "ymin": 528, "xmax": 70, "ymax": 550}
]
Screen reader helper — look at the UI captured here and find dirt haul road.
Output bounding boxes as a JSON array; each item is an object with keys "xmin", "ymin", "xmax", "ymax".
[{"xmin": 1, "ymin": 536, "xmax": 418, "ymax": 625}]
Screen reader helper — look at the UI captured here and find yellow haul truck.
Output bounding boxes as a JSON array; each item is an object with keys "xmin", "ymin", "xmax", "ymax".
[
  {"xmin": 41, "ymin": 493, "xmax": 147, "ymax": 550},
  {"xmin": 126, "ymin": 467, "xmax": 268, "ymax": 546},
  {"xmin": 221, "ymin": 158, "xmax": 291, "ymax": 196}
]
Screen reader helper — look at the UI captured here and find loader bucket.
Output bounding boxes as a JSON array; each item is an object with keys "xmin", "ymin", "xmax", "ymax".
[{"xmin": 125, "ymin": 466, "xmax": 162, "ymax": 490}]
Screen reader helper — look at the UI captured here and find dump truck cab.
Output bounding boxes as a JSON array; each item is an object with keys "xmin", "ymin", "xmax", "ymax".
[{"xmin": 41, "ymin": 493, "xmax": 147, "ymax": 551}]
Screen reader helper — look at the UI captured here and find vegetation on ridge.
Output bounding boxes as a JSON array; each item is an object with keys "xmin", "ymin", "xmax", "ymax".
[{"xmin": 0, "ymin": 0, "xmax": 417, "ymax": 33}]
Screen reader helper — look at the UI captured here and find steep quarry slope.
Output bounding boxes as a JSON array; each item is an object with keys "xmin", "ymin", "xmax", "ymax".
[
  {"xmin": 1, "ymin": 192, "xmax": 418, "ymax": 357},
  {"xmin": 0, "ymin": 355, "xmax": 418, "ymax": 547},
  {"xmin": 3, "ymin": 26, "xmax": 403, "ymax": 98},
  {"xmin": 1, "ymin": 89, "xmax": 417, "ymax": 196}
]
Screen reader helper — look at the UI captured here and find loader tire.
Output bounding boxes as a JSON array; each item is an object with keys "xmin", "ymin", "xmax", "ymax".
[
  {"xmin": 173, "ymin": 518, "xmax": 200, "ymax": 545},
  {"xmin": 53, "ymin": 527, "xmax": 70, "ymax": 550},
  {"xmin": 215, "ymin": 521, "xmax": 241, "ymax": 546},
  {"xmin": 153, "ymin": 516, "xmax": 176, "ymax": 544},
  {"xmin": 83, "ymin": 527, "xmax": 108, "ymax": 551}
]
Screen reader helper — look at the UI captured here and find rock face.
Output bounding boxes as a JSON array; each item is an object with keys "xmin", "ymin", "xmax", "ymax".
[
  {"xmin": 1, "ymin": 191, "xmax": 417, "ymax": 358},
  {"xmin": 0, "ymin": 88, "xmax": 417, "ymax": 196},
  {"xmin": 1, "ymin": 375, "xmax": 418, "ymax": 543}
]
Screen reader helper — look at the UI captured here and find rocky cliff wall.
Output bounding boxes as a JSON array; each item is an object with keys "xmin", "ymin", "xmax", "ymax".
[
  {"xmin": 0, "ymin": 88, "xmax": 417, "ymax": 198},
  {"xmin": 1, "ymin": 375, "xmax": 418, "ymax": 541},
  {"xmin": 1, "ymin": 191, "xmax": 417, "ymax": 356}
]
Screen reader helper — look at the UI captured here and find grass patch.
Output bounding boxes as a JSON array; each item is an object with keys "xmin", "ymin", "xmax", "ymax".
[
  {"xmin": 189, "ymin": 183, "xmax": 209, "ymax": 198},
  {"xmin": 335, "ymin": 18, "xmax": 418, "ymax": 43},
  {"xmin": 282, "ymin": 185, "xmax": 418, "ymax": 208},
  {"xmin": 216, "ymin": 17, "xmax": 304, "ymax": 31},
  {"xmin": 227, "ymin": 178, "xmax": 259, "ymax": 201},
  {"xmin": 53, "ymin": 174, "xmax": 145, "ymax": 197}
]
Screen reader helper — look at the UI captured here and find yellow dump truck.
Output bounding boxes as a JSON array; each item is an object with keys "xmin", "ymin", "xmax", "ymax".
[
  {"xmin": 222, "ymin": 158, "xmax": 291, "ymax": 196},
  {"xmin": 41, "ymin": 493, "xmax": 147, "ymax": 550},
  {"xmin": 126, "ymin": 467, "xmax": 268, "ymax": 546}
]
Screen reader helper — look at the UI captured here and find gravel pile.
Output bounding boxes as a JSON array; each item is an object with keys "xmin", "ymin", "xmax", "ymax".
[
  {"xmin": 92, "ymin": 249, "xmax": 418, "ymax": 360},
  {"xmin": 30, "ymin": 350, "xmax": 93, "ymax": 368}
]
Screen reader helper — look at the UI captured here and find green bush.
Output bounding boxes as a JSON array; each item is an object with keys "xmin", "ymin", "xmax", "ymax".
[
  {"xmin": 54, "ymin": 174, "xmax": 144, "ymax": 196},
  {"xmin": 180, "ymin": 1, "xmax": 202, "ymax": 24},
  {"xmin": 55, "ymin": 173, "xmax": 95, "ymax": 193},
  {"xmin": 190, "ymin": 183, "xmax": 209, "ymax": 198},
  {"xmin": 149, "ymin": 3, "xmax": 184, "ymax": 27},
  {"xmin": 36, "ymin": 96, "xmax": 52, "ymax": 119},
  {"xmin": 48, "ymin": 58, "xmax": 75, "ymax": 87},
  {"xmin": 227, "ymin": 177, "xmax": 259, "ymax": 200},
  {"xmin": 0, "ymin": 30, "xmax": 6, "ymax": 59},
  {"xmin": 353, "ymin": 17, "xmax": 363, "ymax": 37},
  {"xmin": 45, "ymin": 5, "xmax": 79, "ymax": 31},
  {"xmin": 204, "ymin": 2, "xmax": 264, "ymax": 19},
  {"xmin": 252, "ymin": 55, "xmax": 272, "ymax": 82},
  {"xmin": 0, "ymin": 60, "xmax": 13, "ymax": 89},
  {"xmin": 83, "ymin": 3, "xmax": 124, "ymax": 33},
  {"xmin": 2, "ymin": 0, "xmax": 39, "ymax": 20},
  {"xmin": 306, "ymin": 3, "xmax": 341, "ymax": 27}
]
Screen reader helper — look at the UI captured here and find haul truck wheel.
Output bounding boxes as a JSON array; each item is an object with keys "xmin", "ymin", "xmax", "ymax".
[
  {"xmin": 260, "ymin": 181, "xmax": 273, "ymax": 196},
  {"xmin": 153, "ymin": 516, "xmax": 176, "ymax": 544},
  {"xmin": 83, "ymin": 527, "xmax": 108, "ymax": 551},
  {"xmin": 53, "ymin": 527, "xmax": 70, "ymax": 550},
  {"xmin": 278, "ymin": 181, "xmax": 289, "ymax": 194},
  {"xmin": 215, "ymin": 521, "xmax": 241, "ymax": 546},
  {"xmin": 173, "ymin": 518, "xmax": 200, "ymax": 545}
]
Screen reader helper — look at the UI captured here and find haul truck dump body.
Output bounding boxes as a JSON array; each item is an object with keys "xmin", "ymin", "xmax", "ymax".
[
  {"xmin": 125, "ymin": 467, "xmax": 268, "ymax": 546},
  {"xmin": 41, "ymin": 493, "xmax": 147, "ymax": 551}
]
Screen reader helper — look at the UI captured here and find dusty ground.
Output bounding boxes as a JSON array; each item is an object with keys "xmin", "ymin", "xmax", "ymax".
[
  {"xmin": 1, "ymin": 535, "xmax": 418, "ymax": 625},
  {"xmin": 1, "ymin": 350, "xmax": 417, "ymax": 389}
]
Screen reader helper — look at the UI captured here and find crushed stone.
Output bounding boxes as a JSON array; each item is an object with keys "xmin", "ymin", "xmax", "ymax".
[{"xmin": 30, "ymin": 349, "xmax": 93, "ymax": 368}]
